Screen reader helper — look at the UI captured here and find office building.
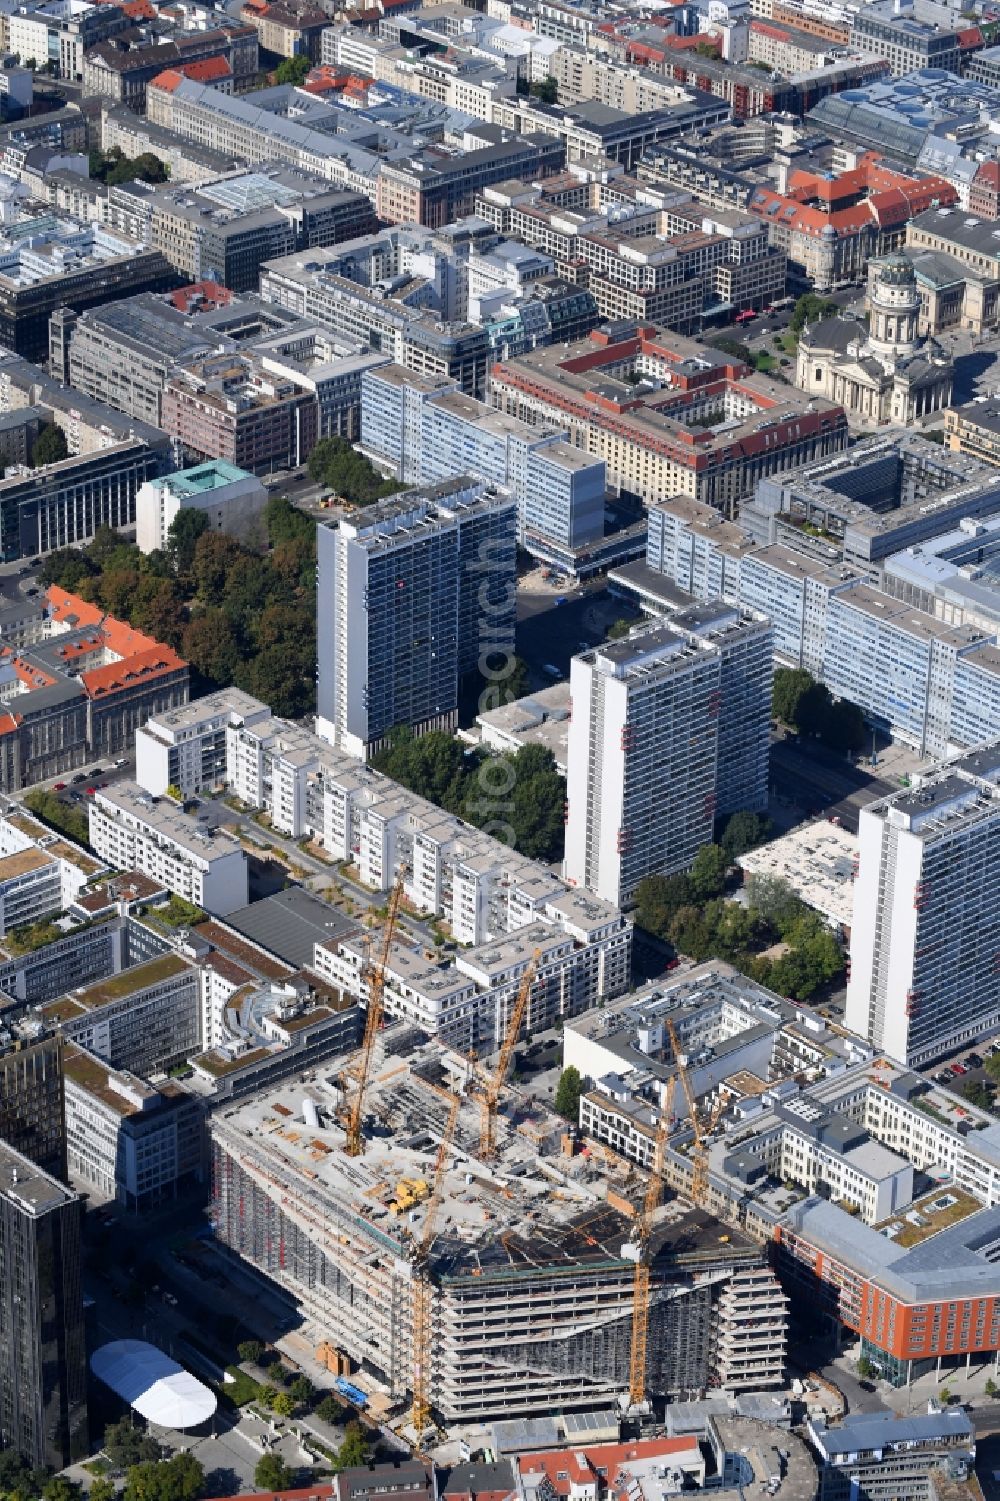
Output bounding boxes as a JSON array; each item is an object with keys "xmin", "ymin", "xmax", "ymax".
[
  {"xmin": 41, "ymin": 952, "xmax": 202, "ymax": 1077},
  {"xmin": 0, "ymin": 211, "xmax": 175, "ymax": 364},
  {"xmin": 136, "ymin": 461, "xmax": 267, "ymax": 554},
  {"xmin": 361, "ymin": 363, "xmax": 606, "ymax": 559},
  {"xmin": 491, "ymin": 325, "xmax": 848, "ymax": 513},
  {"xmin": 847, "ymin": 744, "xmax": 1000, "ymax": 1066},
  {"xmin": 945, "ymin": 398, "xmax": 1000, "ymax": 469},
  {"xmin": 849, "ymin": 2, "xmax": 964, "ymax": 76},
  {"xmin": 747, "ymin": 158, "xmax": 955, "ymax": 291},
  {"xmin": 161, "ymin": 350, "xmax": 318, "ymax": 473},
  {"xmin": 88, "ymin": 782, "xmax": 248, "ymax": 916},
  {"xmin": 140, "ymin": 168, "xmax": 377, "ymax": 293},
  {"xmin": 0, "ymin": 587, "xmax": 188, "ymax": 790},
  {"xmin": 209, "ymin": 1036, "xmax": 781, "ymax": 1418},
  {"xmin": 565, "ymin": 624, "xmax": 724, "ymax": 908},
  {"xmin": 83, "ymin": 26, "xmax": 258, "ymax": 111},
  {"xmin": 53, "ymin": 285, "xmax": 304, "ymax": 427},
  {"xmin": 0, "ymin": 1028, "xmax": 65, "ymax": 1179},
  {"xmin": 0, "ymin": 1139, "xmax": 87, "ymax": 1469},
  {"xmin": 62, "ymin": 1043, "xmax": 204, "ymax": 1210},
  {"xmin": 565, "ymin": 964, "xmax": 1000, "ymax": 1390},
  {"xmin": 316, "ymin": 479, "xmax": 517, "ymax": 759},
  {"xmin": 808, "ymin": 1411, "xmax": 975, "ymax": 1501}
]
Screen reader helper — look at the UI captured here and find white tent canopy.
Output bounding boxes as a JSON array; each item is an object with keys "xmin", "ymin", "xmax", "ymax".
[{"xmin": 91, "ymin": 1340, "xmax": 217, "ymax": 1429}]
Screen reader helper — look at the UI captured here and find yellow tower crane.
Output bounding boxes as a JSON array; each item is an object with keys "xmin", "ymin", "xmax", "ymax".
[
  {"xmin": 344, "ymin": 875, "xmax": 404, "ymax": 1157},
  {"xmin": 410, "ymin": 1091, "xmax": 461, "ymax": 1439},
  {"xmin": 627, "ymin": 1104, "xmax": 670, "ymax": 1409},
  {"xmin": 478, "ymin": 953, "xmax": 539, "ymax": 1160},
  {"xmin": 628, "ymin": 1017, "xmax": 724, "ymax": 1406}
]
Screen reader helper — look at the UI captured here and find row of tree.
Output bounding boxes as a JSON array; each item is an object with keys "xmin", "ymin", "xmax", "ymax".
[
  {"xmin": 373, "ymin": 728, "xmax": 565, "ymax": 864},
  {"xmin": 772, "ymin": 667, "xmax": 869, "ymax": 756},
  {"xmin": 40, "ymin": 498, "xmax": 317, "ymax": 718}
]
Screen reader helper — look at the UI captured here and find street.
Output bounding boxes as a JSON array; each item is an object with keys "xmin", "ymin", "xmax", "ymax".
[{"xmin": 770, "ymin": 737, "xmax": 897, "ymax": 833}]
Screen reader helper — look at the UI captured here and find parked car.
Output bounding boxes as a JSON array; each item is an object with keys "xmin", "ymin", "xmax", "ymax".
[
  {"xmin": 967, "ymin": 1053, "xmax": 983, "ymax": 1069},
  {"xmin": 951, "ymin": 1062, "xmax": 968, "ymax": 1076},
  {"xmin": 53, "ymin": 782, "xmax": 66, "ymax": 791},
  {"xmin": 71, "ymin": 771, "xmax": 86, "ymax": 783}
]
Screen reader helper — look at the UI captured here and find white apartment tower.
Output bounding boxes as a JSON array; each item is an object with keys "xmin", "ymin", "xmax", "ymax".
[
  {"xmin": 565, "ymin": 623, "xmax": 722, "ymax": 908},
  {"xmin": 316, "ymin": 480, "xmax": 516, "ymax": 760},
  {"xmin": 847, "ymin": 743, "xmax": 1000, "ymax": 1066}
]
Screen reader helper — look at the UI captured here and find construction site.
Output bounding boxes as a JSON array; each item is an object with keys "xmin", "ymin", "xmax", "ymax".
[{"xmin": 209, "ymin": 1017, "xmax": 787, "ymax": 1431}]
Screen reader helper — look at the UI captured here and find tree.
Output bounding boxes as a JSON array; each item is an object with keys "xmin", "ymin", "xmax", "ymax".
[
  {"xmin": 789, "ymin": 293, "xmax": 839, "ymax": 334},
  {"xmin": 962, "ymin": 1078, "xmax": 995, "ymax": 1111},
  {"xmin": 606, "ymin": 618, "xmax": 632, "ymax": 641},
  {"xmin": 939, "ymin": 1386, "xmax": 952, "ymax": 1405},
  {"xmin": 336, "ymin": 1422, "xmax": 369, "ymax": 1471},
  {"xmin": 315, "ymin": 1394, "xmax": 342, "ymax": 1424},
  {"xmin": 275, "ymin": 53, "xmax": 310, "ymax": 84},
  {"xmin": 505, "ymin": 744, "xmax": 566, "ymax": 862},
  {"xmin": 719, "ymin": 811, "xmax": 772, "ymax": 862},
  {"xmin": 688, "ymin": 843, "xmax": 727, "ymax": 902},
  {"xmin": 554, "ymin": 1065, "xmax": 583, "ymax": 1122},
  {"xmin": 237, "ymin": 1339, "xmax": 264, "ymax": 1364},
  {"xmin": 822, "ymin": 696, "xmax": 867, "ymax": 756},
  {"xmin": 306, "ymin": 437, "xmax": 397, "ymax": 507},
  {"xmin": 772, "ymin": 667, "xmax": 819, "ymax": 730},
  {"xmin": 986, "ymin": 1377, "xmax": 998, "ymax": 1397},
  {"xmin": 634, "ymin": 872, "xmax": 692, "ymax": 938},
  {"xmin": 130, "ymin": 575, "xmax": 186, "ymax": 648},
  {"xmin": 856, "ymin": 1355, "xmax": 873, "ymax": 1379},
  {"xmin": 270, "ymin": 1390, "xmax": 296, "ymax": 1418},
  {"xmin": 104, "ymin": 1419, "xmax": 162, "ymax": 1471},
  {"xmin": 123, "ymin": 1456, "xmax": 204, "ymax": 1501},
  {"xmin": 89, "ymin": 1481, "xmax": 117, "ymax": 1501},
  {"xmin": 254, "ymin": 1455, "xmax": 295, "ymax": 1492},
  {"xmin": 167, "ymin": 508, "xmax": 209, "ymax": 575},
  {"xmin": 668, "ymin": 904, "xmax": 715, "ymax": 962},
  {"xmin": 32, "ymin": 422, "xmax": 69, "ymax": 467},
  {"xmin": 192, "ymin": 530, "xmax": 242, "ymax": 602},
  {"xmin": 0, "ymin": 1451, "xmax": 49, "ymax": 1501},
  {"xmin": 43, "ymin": 1480, "xmax": 81, "ymax": 1501},
  {"xmin": 712, "ymin": 338, "xmax": 753, "ymax": 365},
  {"xmin": 288, "ymin": 1376, "xmax": 314, "ymax": 1406},
  {"xmin": 181, "ymin": 609, "xmax": 241, "ymax": 686},
  {"xmin": 528, "ymin": 76, "xmax": 557, "ymax": 103}
]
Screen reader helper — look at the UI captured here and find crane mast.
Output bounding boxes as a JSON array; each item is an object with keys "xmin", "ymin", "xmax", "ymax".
[
  {"xmin": 479, "ymin": 954, "xmax": 539, "ymax": 1159},
  {"xmin": 345, "ymin": 875, "xmax": 404, "ymax": 1157},
  {"xmin": 411, "ymin": 1092, "xmax": 461, "ymax": 1437}
]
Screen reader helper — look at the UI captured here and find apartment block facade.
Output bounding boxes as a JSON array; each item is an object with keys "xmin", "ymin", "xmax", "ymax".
[
  {"xmin": 88, "ymin": 783, "xmax": 248, "ymax": 915},
  {"xmin": 316, "ymin": 480, "xmax": 517, "ymax": 759},
  {"xmin": 565, "ymin": 624, "xmax": 724, "ymax": 908},
  {"xmin": 361, "ymin": 363, "xmax": 606, "ymax": 556},
  {"xmin": 848, "ymin": 744, "xmax": 1000, "ymax": 1066}
]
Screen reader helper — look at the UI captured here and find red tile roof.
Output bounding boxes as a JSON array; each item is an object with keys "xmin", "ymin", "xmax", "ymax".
[
  {"xmin": 150, "ymin": 66, "xmax": 185, "ymax": 93},
  {"xmin": 516, "ymin": 1439, "xmax": 701, "ymax": 1500},
  {"xmin": 82, "ymin": 646, "xmax": 187, "ymax": 699},
  {"xmin": 182, "ymin": 54, "xmax": 232, "ymax": 81}
]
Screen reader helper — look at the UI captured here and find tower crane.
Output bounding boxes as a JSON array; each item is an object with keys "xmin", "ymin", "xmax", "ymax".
[
  {"xmin": 344, "ymin": 874, "xmax": 404, "ymax": 1156},
  {"xmin": 410, "ymin": 1091, "xmax": 461, "ymax": 1438},
  {"xmin": 627, "ymin": 1017, "xmax": 723, "ymax": 1406},
  {"xmin": 478, "ymin": 953, "xmax": 539, "ymax": 1160},
  {"xmin": 627, "ymin": 1103, "xmax": 670, "ymax": 1410},
  {"xmin": 664, "ymin": 1016, "xmax": 716, "ymax": 1207}
]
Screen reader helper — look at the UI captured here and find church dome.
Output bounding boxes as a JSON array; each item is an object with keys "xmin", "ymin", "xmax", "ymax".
[{"xmin": 877, "ymin": 253, "xmax": 916, "ymax": 287}]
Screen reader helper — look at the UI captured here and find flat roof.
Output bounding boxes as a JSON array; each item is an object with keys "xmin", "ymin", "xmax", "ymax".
[
  {"xmin": 0, "ymin": 1137, "xmax": 75, "ymax": 1216},
  {"xmin": 222, "ymin": 888, "xmax": 359, "ymax": 970}
]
